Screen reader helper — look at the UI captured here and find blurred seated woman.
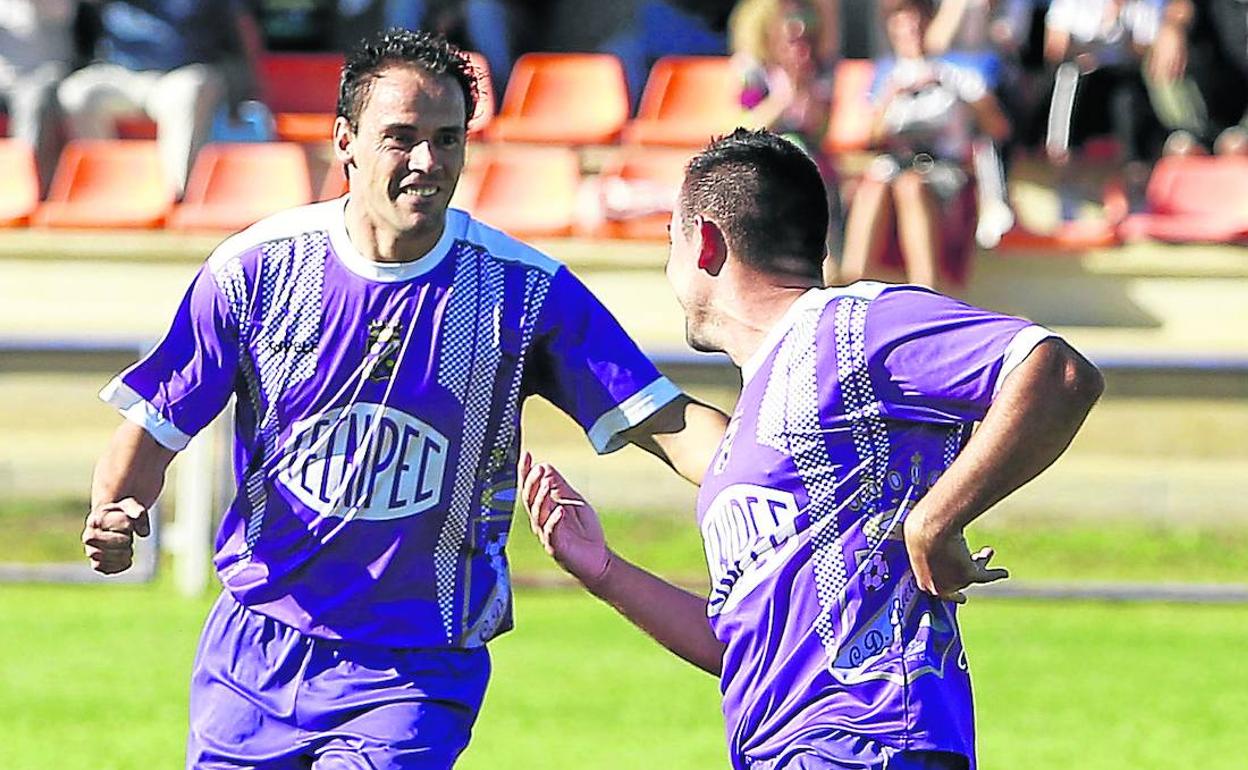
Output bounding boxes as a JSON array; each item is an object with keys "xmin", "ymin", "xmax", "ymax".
[
  {"xmin": 731, "ymin": 0, "xmax": 843, "ymax": 259},
  {"xmin": 839, "ymin": 0, "xmax": 1009, "ymax": 289}
]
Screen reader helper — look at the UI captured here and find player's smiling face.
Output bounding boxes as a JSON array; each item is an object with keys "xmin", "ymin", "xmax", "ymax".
[{"xmin": 340, "ymin": 64, "xmax": 467, "ymax": 256}]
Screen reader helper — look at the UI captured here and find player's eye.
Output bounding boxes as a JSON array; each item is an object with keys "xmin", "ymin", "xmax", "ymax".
[{"xmin": 383, "ymin": 133, "xmax": 416, "ymax": 149}]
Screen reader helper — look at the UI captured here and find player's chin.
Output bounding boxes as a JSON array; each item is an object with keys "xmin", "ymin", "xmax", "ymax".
[{"xmin": 394, "ymin": 200, "xmax": 448, "ymax": 231}]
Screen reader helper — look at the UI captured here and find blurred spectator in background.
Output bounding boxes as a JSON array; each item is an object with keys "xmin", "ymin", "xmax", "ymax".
[
  {"xmin": 730, "ymin": 0, "xmax": 842, "ymax": 268},
  {"xmin": 58, "ymin": 0, "xmax": 261, "ymax": 196},
  {"xmin": 382, "ymin": 0, "xmax": 553, "ymax": 98},
  {"xmin": 922, "ymin": 0, "xmax": 1033, "ymax": 247},
  {"xmin": 1042, "ymin": 0, "xmax": 1165, "ymax": 224},
  {"xmin": 586, "ymin": 0, "xmax": 729, "ymax": 107},
  {"xmin": 1145, "ymin": 0, "xmax": 1248, "ymax": 156},
  {"xmin": 0, "ymin": 0, "xmax": 78, "ymax": 193},
  {"xmin": 840, "ymin": 0, "xmax": 1009, "ymax": 288}
]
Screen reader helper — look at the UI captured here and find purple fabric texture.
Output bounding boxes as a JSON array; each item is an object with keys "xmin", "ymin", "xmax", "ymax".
[
  {"xmin": 187, "ymin": 591, "xmax": 489, "ymax": 769},
  {"xmin": 103, "ymin": 201, "xmax": 680, "ymax": 650},
  {"xmin": 697, "ymin": 283, "xmax": 1049, "ymax": 769}
]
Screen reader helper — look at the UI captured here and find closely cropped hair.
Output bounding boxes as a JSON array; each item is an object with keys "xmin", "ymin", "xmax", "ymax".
[
  {"xmin": 338, "ymin": 29, "xmax": 479, "ymax": 129},
  {"xmin": 680, "ymin": 129, "xmax": 829, "ymax": 279}
]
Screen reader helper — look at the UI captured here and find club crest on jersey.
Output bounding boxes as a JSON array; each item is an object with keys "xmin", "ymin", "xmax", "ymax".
[
  {"xmin": 366, "ymin": 319, "xmax": 403, "ymax": 382},
  {"xmin": 276, "ymin": 403, "xmax": 449, "ymax": 521}
]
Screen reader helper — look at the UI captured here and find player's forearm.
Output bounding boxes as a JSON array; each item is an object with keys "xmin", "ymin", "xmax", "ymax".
[
  {"xmin": 908, "ymin": 340, "xmax": 1103, "ymax": 538},
  {"xmin": 626, "ymin": 397, "xmax": 729, "ymax": 485},
  {"xmin": 587, "ymin": 552, "xmax": 726, "ymax": 676},
  {"xmin": 91, "ymin": 421, "xmax": 177, "ymax": 510}
]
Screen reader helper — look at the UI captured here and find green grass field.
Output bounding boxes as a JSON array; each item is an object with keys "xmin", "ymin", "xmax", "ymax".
[{"xmin": 1, "ymin": 578, "xmax": 1244, "ymax": 770}]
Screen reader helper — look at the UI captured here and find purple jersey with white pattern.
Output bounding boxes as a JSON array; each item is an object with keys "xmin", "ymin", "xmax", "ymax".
[
  {"xmin": 696, "ymin": 283, "xmax": 1055, "ymax": 769},
  {"xmin": 103, "ymin": 199, "xmax": 680, "ymax": 649}
]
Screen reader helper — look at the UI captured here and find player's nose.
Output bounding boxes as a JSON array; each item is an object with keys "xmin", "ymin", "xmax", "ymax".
[{"xmin": 407, "ymin": 141, "xmax": 437, "ymax": 173}]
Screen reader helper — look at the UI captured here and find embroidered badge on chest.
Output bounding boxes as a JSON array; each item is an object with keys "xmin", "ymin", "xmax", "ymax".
[{"xmin": 366, "ymin": 318, "xmax": 404, "ymax": 382}]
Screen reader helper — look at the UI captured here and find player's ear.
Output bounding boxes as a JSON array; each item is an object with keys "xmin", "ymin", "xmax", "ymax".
[
  {"xmin": 332, "ymin": 116, "xmax": 357, "ymax": 169},
  {"xmin": 696, "ymin": 217, "xmax": 727, "ymax": 275}
]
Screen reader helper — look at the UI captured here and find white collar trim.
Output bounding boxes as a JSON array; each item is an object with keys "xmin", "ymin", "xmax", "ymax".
[
  {"xmin": 739, "ymin": 281, "xmax": 890, "ymax": 386},
  {"xmin": 327, "ymin": 196, "xmax": 463, "ymax": 282}
]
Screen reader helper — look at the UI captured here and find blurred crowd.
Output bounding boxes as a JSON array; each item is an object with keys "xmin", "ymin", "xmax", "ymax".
[{"xmin": 3, "ymin": 0, "xmax": 1246, "ymax": 286}]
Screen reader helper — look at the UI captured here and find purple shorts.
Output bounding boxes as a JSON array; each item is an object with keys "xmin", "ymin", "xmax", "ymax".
[
  {"xmin": 746, "ymin": 729, "xmax": 969, "ymax": 770},
  {"xmin": 751, "ymin": 751, "xmax": 967, "ymax": 770},
  {"xmin": 187, "ymin": 591, "xmax": 490, "ymax": 769}
]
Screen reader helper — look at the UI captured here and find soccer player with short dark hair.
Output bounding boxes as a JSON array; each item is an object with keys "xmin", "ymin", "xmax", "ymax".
[
  {"xmin": 82, "ymin": 29, "xmax": 727, "ymax": 769},
  {"xmin": 523, "ymin": 128, "xmax": 1104, "ymax": 770}
]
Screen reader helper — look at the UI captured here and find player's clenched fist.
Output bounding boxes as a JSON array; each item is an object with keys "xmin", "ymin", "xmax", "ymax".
[
  {"xmin": 518, "ymin": 452, "xmax": 612, "ymax": 590},
  {"xmin": 82, "ymin": 498, "xmax": 150, "ymax": 574}
]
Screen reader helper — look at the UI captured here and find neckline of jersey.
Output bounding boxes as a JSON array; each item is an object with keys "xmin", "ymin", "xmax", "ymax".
[
  {"xmin": 327, "ymin": 196, "xmax": 464, "ymax": 283},
  {"xmin": 739, "ymin": 282, "xmax": 890, "ymax": 386}
]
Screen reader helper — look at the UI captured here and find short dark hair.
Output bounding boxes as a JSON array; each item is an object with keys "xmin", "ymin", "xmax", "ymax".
[
  {"xmin": 680, "ymin": 129, "xmax": 829, "ymax": 279},
  {"xmin": 338, "ymin": 29, "xmax": 479, "ymax": 130}
]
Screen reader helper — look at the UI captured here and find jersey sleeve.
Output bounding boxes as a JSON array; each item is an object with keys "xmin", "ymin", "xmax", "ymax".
[
  {"xmin": 99, "ymin": 264, "xmax": 241, "ymax": 451},
  {"xmin": 525, "ymin": 267, "xmax": 682, "ymax": 454},
  {"xmin": 864, "ymin": 286, "xmax": 1058, "ymax": 423}
]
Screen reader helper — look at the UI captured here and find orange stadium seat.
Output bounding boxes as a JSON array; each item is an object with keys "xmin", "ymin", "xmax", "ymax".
[
  {"xmin": 624, "ymin": 56, "xmax": 743, "ymax": 147},
  {"xmin": 466, "ymin": 148, "xmax": 579, "ymax": 237},
  {"xmin": 0, "ymin": 140, "xmax": 40, "ymax": 226},
  {"xmin": 33, "ymin": 140, "xmax": 173, "ymax": 228},
  {"xmin": 260, "ymin": 52, "xmax": 345, "ymax": 143},
  {"xmin": 466, "ymin": 51, "xmax": 495, "ymax": 137},
  {"xmin": 824, "ymin": 59, "xmax": 876, "ymax": 154},
  {"xmin": 484, "ymin": 53, "xmax": 630, "ymax": 145},
  {"xmin": 169, "ymin": 143, "xmax": 313, "ymax": 232},
  {"xmin": 1117, "ymin": 155, "xmax": 1248, "ymax": 244},
  {"xmin": 585, "ymin": 148, "xmax": 691, "ymax": 240}
]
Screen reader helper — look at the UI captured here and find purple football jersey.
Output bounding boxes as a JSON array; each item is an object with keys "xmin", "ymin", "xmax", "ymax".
[
  {"xmin": 102, "ymin": 199, "xmax": 680, "ymax": 648},
  {"xmin": 696, "ymin": 283, "xmax": 1055, "ymax": 769}
]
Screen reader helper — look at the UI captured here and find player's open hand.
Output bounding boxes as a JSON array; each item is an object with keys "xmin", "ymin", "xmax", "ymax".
[
  {"xmin": 903, "ymin": 514, "xmax": 1008, "ymax": 604},
  {"xmin": 82, "ymin": 498, "xmax": 150, "ymax": 574},
  {"xmin": 519, "ymin": 452, "xmax": 611, "ymax": 590}
]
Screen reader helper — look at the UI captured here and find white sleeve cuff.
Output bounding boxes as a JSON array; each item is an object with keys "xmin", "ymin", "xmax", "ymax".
[
  {"xmin": 99, "ymin": 378, "xmax": 192, "ymax": 451},
  {"xmin": 993, "ymin": 326, "xmax": 1060, "ymax": 397},
  {"xmin": 586, "ymin": 376, "xmax": 684, "ymax": 455}
]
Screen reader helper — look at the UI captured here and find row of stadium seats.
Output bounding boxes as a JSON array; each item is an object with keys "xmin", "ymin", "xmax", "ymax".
[
  {"xmin": 84, "ymin": 51, "xmax": 875, "ymax": 153},
  {"xmin": 5, "ymin": 135, "xmax": 1245, "ymax": 244},
  {"xmin": 0, "ymin": 137, "xmax": 689, "ymax": 238}
]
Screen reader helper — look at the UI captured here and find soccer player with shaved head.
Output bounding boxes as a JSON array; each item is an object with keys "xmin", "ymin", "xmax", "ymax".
[
  {"xmin": 522, "ymin": 128, "xmax": 1103, "ymax": 770},
  {"xmin": 83, "ymin": 29, "xmax": 727, "ymax": 769}
]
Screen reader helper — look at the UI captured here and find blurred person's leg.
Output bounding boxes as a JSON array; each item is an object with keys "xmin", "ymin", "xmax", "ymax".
[
  {"xmin": 891, "ymin": 169, "xmax": 940, "ymax": 289},
  {"xmin": 8, "ymin": 62, "xmax": 68, "ymax": 195},
  {"xmin": 972, "ymin": 138, "xmax": 1014, "ymax": 248},
  {"xmin": 384, "ymin": 0, "xmax": 428, "ymax": 30},
  {"xmin": 464, "ymin": 0, "xmax": 515, "ymax": 98},
  {"xmin": 1107, "ymin": 68, "xmax": 1160, "ymax": 212},
  {"xmin": 839, "ymin": 163, "xmax": 896, "ymax": 284},
  {"xmin": 598, "ymin": 19, "xmax": 648, "ymax": 111},
  {"xmin": 145, "ymin": 64, "xmax": 226, "ymax": 197},
  {"xmin": 1048, "ymin": 64, "xmax": 1113, "ymax": 223},
  {"xmin": 58, "ymin": 63, "xmax": 153, "ymax": 139}
]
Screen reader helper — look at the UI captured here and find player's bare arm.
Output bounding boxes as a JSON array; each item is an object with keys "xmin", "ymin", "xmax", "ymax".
[
  {"xmin": 620, "ymin": 394, "xmax": 729, "ymax": 485},
  {"xmin": 519, "ymin": 452, "xmax": 726, "ymax": 675},
  {"xmin": 84, "ymin": 421, "xmax": 176, "ymax": 574},
  {"xmin": 904, "ymin": 338, "xmax": 1104, "ymax": 601}
]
